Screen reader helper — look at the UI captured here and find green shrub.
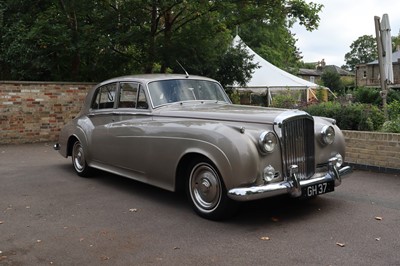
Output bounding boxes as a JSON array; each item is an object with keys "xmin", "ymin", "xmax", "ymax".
[
  {"xmin": 303, "ymin": 101, "xmax": 341, "ymax": 118},
  {"xmin": 353, "ymin": 87, "xmax": 381, "ymax": 105},
  {"xmin": 381, "ymin": 118, "xmax": 400, "ymax": 133},
  {"xmin": 388, "ymin": 89, "xmax": 400, "ymax": 103},
  {"xmin": 387, "ymin": 99, "xmax": 400, "ymax": 120},
  {"xmin": 303, "ymin": 102, "xmax": 385, "ymax": 131},
  {"xmin": 270, "ymin": 91, "xmax": 299, "ymax": 109},
  {"xmin": 228, "ymin": 90, "xmax": 241, "ymax": 104},
  {"xmin": 321, "ymin": 70, "xmax": 344, "ymax": 94}
]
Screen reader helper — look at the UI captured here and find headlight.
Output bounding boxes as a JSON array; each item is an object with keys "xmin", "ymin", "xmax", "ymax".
[
  {"xmin": 258, "ymin": 131, "xmax": 278, "ymax": 153},
  {"xmin": 321, "ymin": 125, "xmax": 335, "ymax": 145}
]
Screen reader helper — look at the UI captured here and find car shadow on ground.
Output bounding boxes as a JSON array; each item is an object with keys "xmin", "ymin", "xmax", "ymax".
[
  {"xmin": 230, "ymin": 195, "xmax": 341, "ymax": 225},
  {"xmin": 56, "ymin": 162, "xmax": 343, "ymax": 225}
]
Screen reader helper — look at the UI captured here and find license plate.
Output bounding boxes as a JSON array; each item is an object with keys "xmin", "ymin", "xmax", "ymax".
[{"xmin": 301, "ymin": 181, "xmax": 334, "ymax": 198}]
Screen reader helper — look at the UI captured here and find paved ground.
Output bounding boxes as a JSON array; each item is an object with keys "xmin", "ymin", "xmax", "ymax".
[{"xmin": 1, "ymin": 143, "xmax": 399, "ymax": 266}]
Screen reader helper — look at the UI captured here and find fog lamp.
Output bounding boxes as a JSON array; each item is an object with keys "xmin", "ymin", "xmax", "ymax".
[
  {"xmin": 263, "ymin": 165, "xmax": 276, "ymax": 182},
  {"xmin": 335, "ymin": 153, "xmax": 343, "ymax": 168}
]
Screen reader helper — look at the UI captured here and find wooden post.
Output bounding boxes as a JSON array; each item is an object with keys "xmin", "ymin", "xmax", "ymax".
[{"xmin": 374, "ymin": 16, "xmax": 389, "ymax": 121}]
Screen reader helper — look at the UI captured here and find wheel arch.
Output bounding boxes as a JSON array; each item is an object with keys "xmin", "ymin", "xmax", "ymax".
[
  {"xmin": 66, "ymin": 135, "xmax": 79, "ymax": 157},
  {"xmin": 175, "ymin": 151, "xmax": 229, "ymax": 193}
]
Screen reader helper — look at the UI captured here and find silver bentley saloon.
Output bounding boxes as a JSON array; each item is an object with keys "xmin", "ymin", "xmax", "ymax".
[{"xmin": 54, "ymin": 74, "xmax": 352, "ymax": 220}]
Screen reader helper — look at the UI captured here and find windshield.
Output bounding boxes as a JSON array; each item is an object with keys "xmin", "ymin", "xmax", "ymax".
[{"xmin": 148, "ymin": 79, "xmax": 230, "ymax": 108}]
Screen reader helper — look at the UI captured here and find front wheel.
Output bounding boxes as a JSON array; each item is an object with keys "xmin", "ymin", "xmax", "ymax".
[
  {"xmin": 71, "ymin": 140, "xmax": 92, "ymax": 177},
  {"xmin": 186, "ymin": 159, "xmax": 237, "ymax": 220}
]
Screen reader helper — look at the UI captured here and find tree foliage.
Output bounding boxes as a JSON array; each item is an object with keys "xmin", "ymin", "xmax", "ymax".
[
  {"xmin": 321, "ymin": 69, "xmax": 343, "ymax": 93},
  {"xmin": 0, "ymin": 0, "xmax": 323, "ymax": 83},
  {"xmin": 344, "ymin": 35, "xmax": 377, "ymax": 72}
]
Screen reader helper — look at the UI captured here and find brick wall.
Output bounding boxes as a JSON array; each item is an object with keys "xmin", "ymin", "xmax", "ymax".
[
  {"xmin": 343, "ymin": 130, "xmax": 400, "ymax": 173},
  {"xmin": 1, "ymin": 81, "xmax": 399, "ymax": 172},
  {"xmin": 0, "ymin": 81, "xmax": 94, "ymax": 144}
]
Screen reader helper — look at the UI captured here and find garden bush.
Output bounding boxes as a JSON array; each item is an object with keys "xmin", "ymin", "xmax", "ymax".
[
  {"xmin": 353, "ymin": 87, "xmax": 381, "ymax": 105},
  {"xmin": 303, "ymin": 102, "xmax": 385, "ymax": 131},
  {"xmin": 381, "ymin": 118, "xmax": 400, "ymax": 133},
  {"xmin": 387, "ymin": 99, "xmax": 400, "ymax": 120}
]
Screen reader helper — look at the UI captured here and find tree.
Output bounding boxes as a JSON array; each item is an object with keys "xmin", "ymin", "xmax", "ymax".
[
  {"xmin": 215, "ymin": 42, "xmax": 259, "ymax": 89},
  {"xmin": 393, "ymin": 31, "xmax": 400, "ymax": 51},
  {"xmin": 0, "ymin": 0, "xmax": 133, "ymax": 81},
  {"xmin": 224, "ymin": 1, "xmax": 323, "ymax": 70},
  {"xmin": 344, "ymin": 35, "xmax": 377, "ymax": 72},
  {"xmin": 321, "ymin": 69, "xmax": 343, "ymax": 94},
  {"xmin": 0, "ymin": 0, "xmax": 323, "ymax": 83}
]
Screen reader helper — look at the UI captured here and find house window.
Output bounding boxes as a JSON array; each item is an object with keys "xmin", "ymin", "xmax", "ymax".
[{"xmin": 310, "ymin": 76, "xmax": 315, "ymax": 83}]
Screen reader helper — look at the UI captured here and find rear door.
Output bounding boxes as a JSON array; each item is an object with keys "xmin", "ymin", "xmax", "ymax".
[
  {"xmin": 88, "ymin": 82, "xmax": 118, "ymax": 163},
  {"xmin": 106, "ymin": 82, "xmax": 153, "ymax": 178}
]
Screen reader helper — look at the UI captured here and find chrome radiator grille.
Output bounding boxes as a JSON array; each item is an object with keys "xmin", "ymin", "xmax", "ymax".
[{"xmin": 280, "ymin": 116, "xmax": 315, "ymax": 180}]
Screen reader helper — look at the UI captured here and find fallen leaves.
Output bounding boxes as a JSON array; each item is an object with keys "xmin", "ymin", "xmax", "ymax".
[{"xmin": 336, "ymin": 242, "xmax": 345, "ymax": 247}]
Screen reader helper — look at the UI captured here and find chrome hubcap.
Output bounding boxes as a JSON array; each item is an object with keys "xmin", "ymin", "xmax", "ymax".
[
  {"xmin": 73, "ymin": 142, "xmax": 85, "ymax": 172},
  {"xmin": 190, "ymin": 163, "xmax": 221, "ymax": 211}
]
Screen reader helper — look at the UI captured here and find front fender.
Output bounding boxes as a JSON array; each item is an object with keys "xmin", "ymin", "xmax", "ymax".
[{"xmin": 178, "ymin": 124, "xmax": 261, "ymax": 190}]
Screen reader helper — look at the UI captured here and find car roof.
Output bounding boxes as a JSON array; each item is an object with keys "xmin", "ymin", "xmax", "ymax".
[{"xmin": 97, "ymin": 74, "xmax": 218, "ymax": 87}]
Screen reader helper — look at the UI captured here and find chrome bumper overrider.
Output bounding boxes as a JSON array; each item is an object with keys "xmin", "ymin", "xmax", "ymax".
[{"xmin": 228, "ymin": 158, "xmax": 352, "ymax": 202}]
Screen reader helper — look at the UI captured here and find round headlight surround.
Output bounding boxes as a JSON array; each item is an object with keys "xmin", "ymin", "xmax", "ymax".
[
  {"xmin": 258, "ymin": 131, "xmax": 278, "ymax": 153},
  {"xmin": 321, "ymin": 125, "xmax": 335, "ymax": 145}
]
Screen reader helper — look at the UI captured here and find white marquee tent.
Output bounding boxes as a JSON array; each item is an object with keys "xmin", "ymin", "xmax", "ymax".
[{"xmin": 231, "ymin": 35, "xmax": 331, "ymax": 103}]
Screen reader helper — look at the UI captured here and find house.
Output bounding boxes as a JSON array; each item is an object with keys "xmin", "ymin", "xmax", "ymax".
[
  {"xmin": 355, "ymin": 49, "xmax": 400, "ymax": 88},
  {"xmin": 298, "ymin": 59, "xmax": 355, "ymax": 85}
]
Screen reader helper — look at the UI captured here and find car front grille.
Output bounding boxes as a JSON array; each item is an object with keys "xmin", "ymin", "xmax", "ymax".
[{"xmin": 279, "ymin": 115, "xmax": 315, "ymax": 180}]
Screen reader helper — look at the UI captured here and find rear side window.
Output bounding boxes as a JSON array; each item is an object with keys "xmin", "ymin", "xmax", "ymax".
[
  {"xmin": 91, "ymin": 83, "xmax": 117, "ymax": 109},
  {"xmin": 118, "ymin": 83, "xmax": 139, "ymax": 108}
]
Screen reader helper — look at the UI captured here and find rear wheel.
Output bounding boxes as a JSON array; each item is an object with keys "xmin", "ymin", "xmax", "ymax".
[
  {"xmin": 72, "ymin": 140, "xmax": 92, "ymax": 177},
  {"xmin": 186, "ymin": 158, "xmax": 237, "ymax": 220}
]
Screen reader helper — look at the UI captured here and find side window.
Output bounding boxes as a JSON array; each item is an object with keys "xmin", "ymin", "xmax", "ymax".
[
  {"xmin": 137, "ymin": 86, "xmax": 149, "ymax": 109},
  {"xmin": 119, "ymin": 83, "xmax": 138, "ymax": 108},
  {"xmin": 91, "ymin": 83, "xmax": 117, "ymax": 109}
]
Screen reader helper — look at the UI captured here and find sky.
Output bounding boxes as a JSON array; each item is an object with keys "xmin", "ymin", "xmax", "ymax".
[{"xmin": 291, "ymin": 0, "xmax": 400, "ymax": 67}]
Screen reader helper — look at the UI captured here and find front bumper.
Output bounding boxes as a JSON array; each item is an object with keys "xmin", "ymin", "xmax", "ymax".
[{"xmin": 228, "ymin": 158, "xmax": 352, "ymax": 201}]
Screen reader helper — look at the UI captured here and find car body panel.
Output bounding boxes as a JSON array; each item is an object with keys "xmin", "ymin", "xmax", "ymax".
[{"xmin": 56, "ymin": 74, "xmax": 351, "ymax": 206}]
